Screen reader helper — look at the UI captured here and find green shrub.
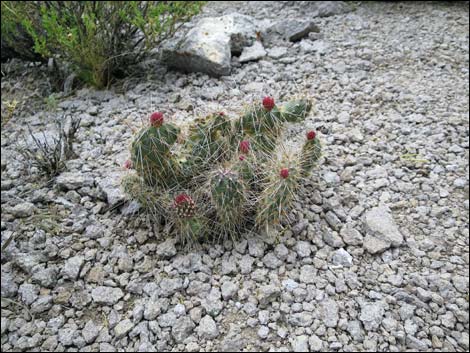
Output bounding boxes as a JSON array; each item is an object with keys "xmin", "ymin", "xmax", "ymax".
[
  {"xmin": 1, "ymin": 1, "xmax": 205, "ymax": 87},
  {"xmin": 1, "ymin": 2, "xmax": 43, "ymax": 62}
]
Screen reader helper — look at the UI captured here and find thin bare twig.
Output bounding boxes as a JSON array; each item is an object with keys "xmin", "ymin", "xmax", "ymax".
[
  {"xmin": 1, "ymin": 231, "xmax": 17, "ymax": 254},
  {"xmin": 1, "ymin": 297, "xmax": 35, "ymax": 321}
]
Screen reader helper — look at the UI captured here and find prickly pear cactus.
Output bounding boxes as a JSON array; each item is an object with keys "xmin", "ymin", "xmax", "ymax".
[
  {"xmin": 184, "ymin": 112, "xmax": 232, "ymax": 173},
  {"xmin": 236, "ymin": 97, "xmax": 283, "ymax": 153},
  {"xmin": 210, "ymin": 169, "xmax": 247, "ymax": 234},
  {"xmin": 121, "ymin": 173, "xmax": 167, "ymax": 220},
  {"xmin": 280, "ymin": 99, "xmax": 312, "ymax": 122},
  {"xmin": 122, "ymin": 96, "xmax": 323, "ymax": 245},
  {"xmin": 300, "ymin": 130, "xmax": 322, "ymax": 176},
  {"xmin": 174, "ymin": 193, "xmax": 196, "ymax": 218},
  {"xmin": 256, "ymin": 155, "xmax": 302, "ymax": 228},
  {"xmin": 131, "ymin": 121, "xmax": 180, "ymax": 187},
  {"xmin": 172, "ymin": 193, "xmax": 207, "ymax": 243},
  {"xmin": 234, "ymin": 154, "xmax": 256, "ymax": 184}
]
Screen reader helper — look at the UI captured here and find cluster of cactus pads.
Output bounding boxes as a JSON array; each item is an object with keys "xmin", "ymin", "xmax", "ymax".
[{"xmin": 122, "ymin": 96, "xmax": 322, "ymax": 243}]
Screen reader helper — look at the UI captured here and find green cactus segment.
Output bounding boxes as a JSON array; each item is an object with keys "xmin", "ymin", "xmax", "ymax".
[
  {"xmin": 280, "ymin": 99, "xmax": 312, "ymax": 122},
  {"xmin": 211, "ymin": 113, "xmax": 232, "ymax": 135},
  {"xmin": 235, "ymin": 106, "xmax": 283, "ymax": 156},
  {"xmin": 193, "ymin": 112, "xmax": 231, "ymax": 141},
  {"xmin": 256, "ymin": 165, "xmax": 301, "ymax": 227},
  {"xmin": 300, "ymin": 137, "xmax": 322, "ymax": 175},
  {"xmin": 210, "ymin": 169, "xmax": 247, "ymax": 226},
  {"xmin": 133, "ymin": 124, "xmax": 179, "ymax": 154},
  {"xmin": 186, "ymin": 113, "xmax": 233, "ymax": 169},
  {"xmin": 121, "ymin": 174, "xmax": 152, "ymax": 207},
  {"xmin": 239, "ymin": 106, "xmax": 283, "ymax": 136},
  {"xmin": 121, "ymin": 174, "xmax": 166, "ymax": 219},
  {"xmin": 234, "ymin": 155, "xmax": 256, "ymax": 183},
  {"xmin": 238, "ymin": 106, "xmax": 264, "ymax": 134},
  {"xmin": 264, "ymin": 106, "xmax": 283, "ymax": 129},
  {"xmin": 175, "ymin": 217, "xmax": 206, "ymax": 244},
  {"xmin": 131, "ymin": 124, "xmax": 180, "ymax": 186},
  {"xmin": 253, "ymin": 132, "xmax": 277, "ymax": 154}
]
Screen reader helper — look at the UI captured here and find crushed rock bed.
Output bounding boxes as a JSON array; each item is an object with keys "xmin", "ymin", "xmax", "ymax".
[{"xmin": 1, "ymin": 1, "xmax": 469, "ymax": 352}]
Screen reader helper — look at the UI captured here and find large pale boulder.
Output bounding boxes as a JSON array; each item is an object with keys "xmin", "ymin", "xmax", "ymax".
[{"xmin": 162, "ymin": 13, "xmax": 258, "ymax": 77}]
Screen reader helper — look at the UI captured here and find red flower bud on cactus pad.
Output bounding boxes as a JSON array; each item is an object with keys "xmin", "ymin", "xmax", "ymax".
[
  {"xmin": 239, "ymin": 155, "xmax": 246, "ymax": 161},
  {"xmin": 174, "ymin": 193, "xmax": 191, "ymax": 206},
  {"xmin": 239, "ymin": 140, "xmax": 250, "ymax": 154},
  {"xmin": 306, "ymin": 130, "xmax": 316, "ymax": 140},
  {"xmin": 123, "ymin": 160, "xmax": 133, "ymax": 169},
  {"xmin": 173, "ymin": 193, "xmax": 196, "ymax": 218},
  {"xmin": 280, "ymin": 168, "xmax": 289, "ymax": 179},
  {"xmin": 262, "ymin": 96, "xmax": 275, "ymax": 111},
  {"xmin": 150, "ymin": 112, "xmax": 164, "ymax": 127},
  {"xmin": 218, "ymin": 111, "xmax": 225, "ymax": 116}
]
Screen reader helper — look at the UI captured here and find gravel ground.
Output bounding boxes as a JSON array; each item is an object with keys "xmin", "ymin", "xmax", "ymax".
[{"xmin": 1, "ymin": 1, "xmax": 469, "ymax": 352}]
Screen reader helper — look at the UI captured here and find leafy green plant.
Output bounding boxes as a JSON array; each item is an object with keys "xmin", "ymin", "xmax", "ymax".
[
  {"xmin": 1, "ymin": 1, "xmax": 205, "ymax": 87},
  {"xmin": 1, "ymin": 2, "xmax": 43, "ymax": 62},
  {"xmin": 122, "ymin": 95, "xmax": 323, "ymax": 244}
]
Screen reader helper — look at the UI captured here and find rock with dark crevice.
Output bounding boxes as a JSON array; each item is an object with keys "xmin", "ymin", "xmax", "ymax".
[
  {"xmin": 162, "ymin": 13, "xmax": 258, "ymax": 77},
  {"xmin": 266, "ymin": 19, "xmax": 320, "ymax": 43}
]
